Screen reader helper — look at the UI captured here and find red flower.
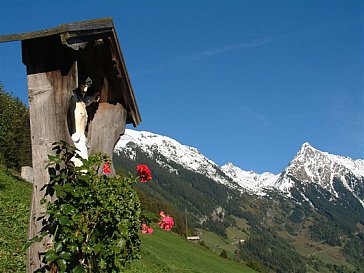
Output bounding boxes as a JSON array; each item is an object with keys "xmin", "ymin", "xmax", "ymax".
[
  {"xmin": 158, "ymin": 211, "xmax": 174, "ymax": 231},
  {"xmin": 137, "ymin": 164, "xmax": 152, "ymax": 182},
  {"xmin": 103, "ymin": 162, "xmax": 111, "ymax": 174}
]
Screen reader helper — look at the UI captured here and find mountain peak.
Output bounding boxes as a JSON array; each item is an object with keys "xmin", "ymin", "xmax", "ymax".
[
  {"xmin": 223, "ymin": 162, "xmax": 236, "ymax": 169},
  {"xmin": 293, "ymin": 143, "xmax": 364, "ymax": 177},
  {"xmin": 301, "ymin": 142, "xmax": 313, "ymax": 150},
  {"xmin": 274, "ymin": 142, "xmax": 364, "ymax": 206},
  {"xmin": 296, "ymin": 142, "xmax": 321, "ymax": 158},
  {"xmin": 221, "ymin": 162, "xmax": 279, "ymax": 195}
]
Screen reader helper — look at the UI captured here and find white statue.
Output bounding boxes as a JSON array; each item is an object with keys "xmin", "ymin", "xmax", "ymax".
[{"xmin": 68, "ymin": 77, "xmax": 100, "ymax": 166}]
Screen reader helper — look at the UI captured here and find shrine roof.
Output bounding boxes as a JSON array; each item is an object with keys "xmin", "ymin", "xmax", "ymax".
[{"xmin": 0, "ymin": 18, "xmax": 141, "ymax": 126}]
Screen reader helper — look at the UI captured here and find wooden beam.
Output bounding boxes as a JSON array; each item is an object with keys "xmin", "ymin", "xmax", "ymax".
[
  {"xmin": 0, "ymin": 18, "xmax": 113, "ymax": 43},
  {"xmin": 87, "ymin": 101, "xmax": 127, "ymax": 174},
  {"xmin": 23, "ymin": 37, "xmax": 77, "ymax": 272}
]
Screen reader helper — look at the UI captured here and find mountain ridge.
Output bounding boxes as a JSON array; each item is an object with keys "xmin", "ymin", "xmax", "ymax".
[
  {"xmin": 113, "ymin": 129, "xmax": 364, "ymax": 272},
  {"xmin": 115, "ymin": 129, "xmax": 364, "ymax": 205}
]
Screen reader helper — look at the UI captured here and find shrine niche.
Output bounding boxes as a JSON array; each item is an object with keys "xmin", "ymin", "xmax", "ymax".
[{"xmin": 0, "ymin": 18, "xmax": 141, "ymax": 272}]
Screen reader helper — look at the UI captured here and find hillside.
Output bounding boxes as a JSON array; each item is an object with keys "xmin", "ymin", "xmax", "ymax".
[
  {"xmin": 0, "ymin": 168, "xmax": 256, "ymax": 273},
  {"xmin": 124, "ymin": 228, "xmax": 256, "ymax": 273},
  {"xmin": 0, "ymin": 168, "xmax": 32, "ymax": 273}
]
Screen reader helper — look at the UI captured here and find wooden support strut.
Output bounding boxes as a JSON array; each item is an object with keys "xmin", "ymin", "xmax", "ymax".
[{"xmin": 23, "ymin": 36, "xmax": 78, "ymax": 272}]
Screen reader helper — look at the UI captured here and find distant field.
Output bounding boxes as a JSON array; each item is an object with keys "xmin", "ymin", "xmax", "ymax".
[
  {"xmin": 0, "ymin": 169, "xmax": 255, "ymax": 273},
  {"xmin": 196, "ymin": 216, "xmax": 250, "ymax": 260}
]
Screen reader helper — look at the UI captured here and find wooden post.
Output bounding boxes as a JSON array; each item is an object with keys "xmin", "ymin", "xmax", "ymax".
[
  {"xmin": 87, "ymin": 102, "xmax": 127, "ymax": 173},
  {"xmin": 22, "ymin": 37, "xmax": 77, "ymax": 272}
]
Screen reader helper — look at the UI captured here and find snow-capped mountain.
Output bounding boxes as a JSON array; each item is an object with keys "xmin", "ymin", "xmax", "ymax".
[
  {"xmin": 115, "ymin": 129, "xmax": 232, "ymax": 186},
  {"xmin": 221, "ymin": 162, "xmax": 279, "ymax": 195},
  {"xmin": 115, "ymin": 129, "xmax": 280, "ymax": 194},
  {"xmin": 115, "ymin": 129, "xmax": 364, "ymax": 205},
  {"xmin": 274, "ymin": 142, "xmax": 364, "ymax": 206}
]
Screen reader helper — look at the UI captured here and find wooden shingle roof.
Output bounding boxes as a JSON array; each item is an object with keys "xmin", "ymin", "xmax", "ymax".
[{"xmin": 0, "ymin": 18, "xmax": 141, "ymax": 126}]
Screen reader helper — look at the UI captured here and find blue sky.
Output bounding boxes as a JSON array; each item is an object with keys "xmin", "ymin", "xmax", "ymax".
[{"xmin": 0, "ymin": 0, "xmax": 363, "ymax": 173}]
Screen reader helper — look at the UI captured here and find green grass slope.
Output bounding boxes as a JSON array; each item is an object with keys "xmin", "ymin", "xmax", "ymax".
[
  {"xmin": 0, "ymin": 169, "xmax": 32, "ymax": 273},
  {"xmin": 0, "ymin": 169, "xmax": 255, "ymax": 273},
  {"xmin": 125, "ymin": 228, "xmax": 256, "ymax": 273}
]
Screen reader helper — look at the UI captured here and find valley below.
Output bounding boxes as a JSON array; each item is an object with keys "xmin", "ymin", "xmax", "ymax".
[{"xmin": 114, "ymin": 129, "xmax": 364, "ymax": 273}]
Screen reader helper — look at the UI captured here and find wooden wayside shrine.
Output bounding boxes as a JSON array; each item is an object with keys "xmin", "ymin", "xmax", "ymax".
[{"xmin": 0, "ymin": 18, "xmax": 141, "ymax": 272}]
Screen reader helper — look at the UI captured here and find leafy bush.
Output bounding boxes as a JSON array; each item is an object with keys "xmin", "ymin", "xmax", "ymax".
[{"xmin": 30, "ymin": 141, "xmax": 142, "ymax": 272}]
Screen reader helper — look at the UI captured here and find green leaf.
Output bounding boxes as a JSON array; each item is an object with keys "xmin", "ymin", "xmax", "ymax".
[
  {"xmin": 72, "ymin": 264, "xmax": 85, "ymax": 273},
  {"xmin": 69, "ymin": 243, "xmax": 78, "ymax": 252},
  {"xmin": 63, "ymin": 183, "xmax": 75, "ymax": 193},
  {"xmin": 62, "ymin": 203, "xmax": 75, "ymax": 214},
  {"xmin": 118, "ymin": 224, "xmax": 128, "ymax": 235},
  {"xmin": 48, "ymin": 155, "xmax": 57, "ymax": 161},
  {"xmin": 54, "ymin": 184, "xmax": 65, "ymax": 198},
  {"xmin": 57, "ymin": 258, "xmax": 67, "ymax": 272},
  {"xmin": 54, "ymin": 242, "xmax": 63, "ymax": 252},
  {"xmin": 22, "ymin": 241, "xmax": 33, "ymax": 251},
  {"xmin": 59, "ymin": 216, "xmax": 69, "ymax": 225},
  {"xmin": 93, "ymin": 243, "xmax": 103, "ymax": 255},
  {"xmin": 59, "ymin": 251, "xmax": 72, "ymax": 261},
  {"xmin": 43, "ymin": 250, "xmax": 58, "ymax": 262},
  {"xmin": 98, "ymin": 259, "xmax": 107, "ymax": 269}
]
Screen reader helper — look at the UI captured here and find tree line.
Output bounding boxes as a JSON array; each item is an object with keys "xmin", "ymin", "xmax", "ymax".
[{"xmin": 0, "ymin": 83, "xmax": 32, "ymax": 170}]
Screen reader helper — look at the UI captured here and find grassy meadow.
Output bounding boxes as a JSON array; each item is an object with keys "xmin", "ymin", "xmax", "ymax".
[
  {"xmin": 125, "ymin": 228, "xmax": 256, "ymax": 273},
  {"xmin": 0, "ymin": 169, "xmax": 32, "ymax": 273}
]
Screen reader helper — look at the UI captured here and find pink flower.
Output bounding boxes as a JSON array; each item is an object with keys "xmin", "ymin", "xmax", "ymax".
[
  {"xmin": 103, "ymin": 162, "xmax": 111, "ymax": 174},
  {"xmin": 141, "ymin": 223, "xmax": 153, "ymax": 234},
  {"xmin": 158, "ymin": 211, "xmax": 174, "ymax": 231},
  {"xmin": 147, "ymin": 227, "xmax": 154, "ymax": 234},
  {"xmin": 137, "ymin": 164, "xmax": 152, "ymax": 182}
]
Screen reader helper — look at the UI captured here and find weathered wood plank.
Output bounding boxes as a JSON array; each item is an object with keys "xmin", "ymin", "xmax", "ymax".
[
  {"xmin": 26, "ymin": 58, "xmax": 77, "ymax": 272},
  {"xmin": 0, "ymin": 18, "xmax": 113, "ymax": 43},
  {"xmin": 87, "ymin": 101, "xmax": 127, "ymax": 173}
]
